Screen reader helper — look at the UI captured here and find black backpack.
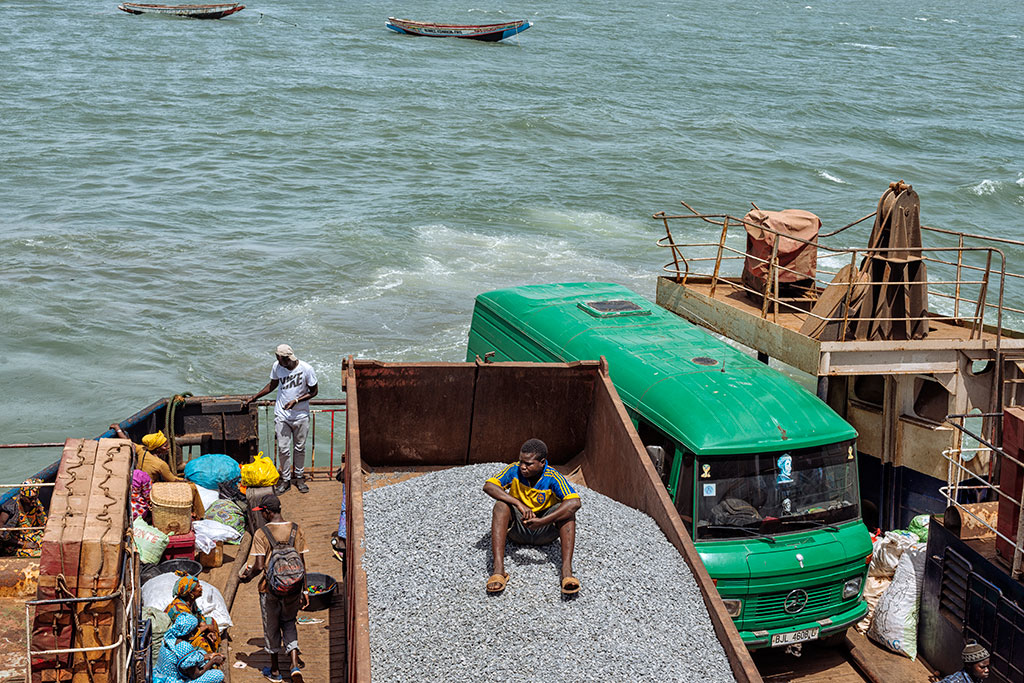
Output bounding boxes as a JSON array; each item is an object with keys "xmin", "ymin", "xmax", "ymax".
[
  {"xmin": 262, "ymin": 524, "xmax": 305, "ymax": 596},
  {"xmin": 710, "ymin": 497, "xmax": 763, "ymax": 527}
]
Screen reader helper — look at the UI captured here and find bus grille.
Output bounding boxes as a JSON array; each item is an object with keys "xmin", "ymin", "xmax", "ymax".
[{"xmin": 749, "ymin": 583, "xmax": 844, "ymax": 623}]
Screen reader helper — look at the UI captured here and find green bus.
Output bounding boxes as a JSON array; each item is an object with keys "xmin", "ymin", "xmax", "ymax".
[{"xmin": 467, "ymin": 282, "xmax": 872, "ymax": 649}]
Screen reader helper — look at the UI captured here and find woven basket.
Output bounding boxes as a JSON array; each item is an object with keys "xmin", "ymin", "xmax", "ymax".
[{"xmin": 151, "ymin": 482, "xmax": 193, "ymax": 535}]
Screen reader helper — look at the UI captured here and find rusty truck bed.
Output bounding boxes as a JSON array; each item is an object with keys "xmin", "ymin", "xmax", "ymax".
[{"xmin": 341, "ymin": 359, "xmax": 762, "ymax": 683}]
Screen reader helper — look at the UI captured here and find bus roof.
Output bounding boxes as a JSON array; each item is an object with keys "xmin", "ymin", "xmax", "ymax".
[{"xmin": 473, "ymin": 282, "xmax": 857, "ymax": 456}]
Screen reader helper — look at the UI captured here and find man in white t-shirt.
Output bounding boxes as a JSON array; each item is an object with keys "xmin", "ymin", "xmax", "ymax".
[{"xmin": 247, "ymin": 344, "xmax": 319, "ymax": 494}]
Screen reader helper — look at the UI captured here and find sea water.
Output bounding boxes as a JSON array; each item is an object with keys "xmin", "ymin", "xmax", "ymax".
[{"xmin": 1, "ymin": 0, "xmax": 1022, "ymax": 481}]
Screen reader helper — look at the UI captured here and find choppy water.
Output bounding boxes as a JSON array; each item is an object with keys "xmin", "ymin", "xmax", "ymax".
[{"xmin": 2, "ymin": 0, "xmax": 1022, "ymax": 481}]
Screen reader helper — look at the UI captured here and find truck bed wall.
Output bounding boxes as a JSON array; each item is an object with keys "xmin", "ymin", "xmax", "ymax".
[
  {"xmin": 347, "ymin": 361, "xmax": 592, "ymax": 466},
  {"xmin": 343, "ymin": 359, "xmax": 760, "ymax": 683}
]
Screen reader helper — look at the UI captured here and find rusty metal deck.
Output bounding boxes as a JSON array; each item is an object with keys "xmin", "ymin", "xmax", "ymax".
[
  {"xmin": 0, "ymin": 557, "xmax": 41, "ymax": 682},
  {"xmin": 658, "ymin": 276, "xmax": 1024, "ymax": 377}
]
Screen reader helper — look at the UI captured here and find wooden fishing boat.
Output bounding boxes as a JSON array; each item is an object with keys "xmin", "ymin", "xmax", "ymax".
[
  {"xmin": 385, "ymin": 17, "xmax": 532, "ymax": 42},
  {"xmin": 117, "ymin": 2, "xmax": 245, "ymax": 19}
]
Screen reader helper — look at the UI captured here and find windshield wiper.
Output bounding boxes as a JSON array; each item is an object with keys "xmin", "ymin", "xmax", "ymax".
[
  {"xmin": 701, "ymin": 524, "xmax": 776, "ymax": 543},
  {"xmin": 776, "ymin": 519, "xmax": 839, "ymax": 532}
]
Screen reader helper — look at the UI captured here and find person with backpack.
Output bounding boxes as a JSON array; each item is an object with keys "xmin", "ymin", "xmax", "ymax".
[{"xmin": 239, "ymin": 494, "xmax": 309, "ymax": 682}]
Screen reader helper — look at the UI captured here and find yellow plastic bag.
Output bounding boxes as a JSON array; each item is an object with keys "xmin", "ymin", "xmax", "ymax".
[{"xmin": 240, "ymin": 452, "xmax": 280, "ymax": 487}]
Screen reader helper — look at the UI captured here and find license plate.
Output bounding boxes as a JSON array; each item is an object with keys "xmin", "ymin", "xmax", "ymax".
[{"xmin": 770, "ymin": 627, "xmax": 819, "ymax": 647}]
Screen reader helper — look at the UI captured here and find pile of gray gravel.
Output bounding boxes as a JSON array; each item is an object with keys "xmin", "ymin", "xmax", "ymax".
[{"xmin": 361, "ymin": 463, "xmax": 736, "ymax": 682}]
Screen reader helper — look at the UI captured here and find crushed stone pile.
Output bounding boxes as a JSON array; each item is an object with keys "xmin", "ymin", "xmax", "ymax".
[{"xmin": 362, "ymin": 463, "xmax": 736, "ymax": 682}]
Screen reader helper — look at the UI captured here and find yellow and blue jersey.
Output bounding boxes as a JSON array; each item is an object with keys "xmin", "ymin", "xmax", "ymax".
[{"xmin": 487, "ymin": 464, "xmax": 580, "ymax": 513}]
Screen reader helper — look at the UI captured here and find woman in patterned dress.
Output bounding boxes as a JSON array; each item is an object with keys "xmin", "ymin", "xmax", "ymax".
[
  {"xmin": 14, "ymin": 478, "xmax": 46, "ymax": 558},
  {"xmin": 164, "ymin": 573, "xmax": 221, "ymax": 653},
  {"xmin": 130, "ymin": 469, "xmax": 152, "ymax": 521},
  {"xmin": 153, "ymin": 613, "xmax": 225, "ymax": 683}
]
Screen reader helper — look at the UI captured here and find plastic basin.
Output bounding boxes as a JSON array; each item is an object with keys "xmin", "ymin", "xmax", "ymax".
[
  {"xmin": 141, "ymin": 558, "xmax": 203, "ymax": 585},
  {"xmin": 303, "ymin": 572, "xmax": 337, "ymax": 612}
]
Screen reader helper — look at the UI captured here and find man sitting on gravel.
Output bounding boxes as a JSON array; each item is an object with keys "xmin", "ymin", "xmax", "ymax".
[{"xmin": 483, "ymin": 438, "xmax": 582, "ymax": 595}]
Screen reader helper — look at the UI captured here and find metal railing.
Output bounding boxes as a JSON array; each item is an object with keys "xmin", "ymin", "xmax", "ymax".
[
  {"xmin": 652, "ymin": 206, "xmax": 1024, "ymax": 341},
  {"xmin": 172, "ymin": 398, "xmax": 348, "ymax": 479},
  {"xmin": 940, "ymin": 413, "xmax": 1024, "ymax": 579},
  {"xmin": 251, "ymin": 398, "xmax": 347, "ymax": 478}
]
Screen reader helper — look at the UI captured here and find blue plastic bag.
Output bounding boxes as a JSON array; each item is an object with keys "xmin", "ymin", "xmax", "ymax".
[{"xmin": 184, "ymin": 453, "xmax": 241, "ymax": 491}]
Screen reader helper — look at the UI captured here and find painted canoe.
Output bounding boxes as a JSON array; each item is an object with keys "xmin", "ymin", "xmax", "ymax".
[
  {"xmin": 117, "ymin": 2, "xmax": 245, "ymax": 19},
  {"xmin": 385, "ymin": 17, "xmax": 532, "ymax": 42}
]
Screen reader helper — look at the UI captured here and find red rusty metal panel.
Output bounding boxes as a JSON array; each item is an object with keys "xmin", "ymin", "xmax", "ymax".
[
  {"xmin": 200, "ymin": 399, "xmax": 246, "ymax": 414},
  {"xmin": 343, "ymin": 361, "xmax": 371, "ymax": 683},
  {"xmin": 997, "ymin": 407, "xmax": 1024, "ymax": 562},
  {"xmin": 350, "ymin": 361, "xmax": 476, "ymax": 466},
  {"xmin": 467, "ymin": 362, "xmax": 594, "ymax": 466}
]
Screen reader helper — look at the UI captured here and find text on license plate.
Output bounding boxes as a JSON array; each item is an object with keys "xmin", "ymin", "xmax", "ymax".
[{"xmin": 770, "ymin": 627, "xmax": 819, "ymax": 647}]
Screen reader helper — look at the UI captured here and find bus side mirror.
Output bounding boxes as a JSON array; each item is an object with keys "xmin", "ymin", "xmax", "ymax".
[{"xmin": 646, "ymin": 445, "xmax": 666, "ymax": 477}]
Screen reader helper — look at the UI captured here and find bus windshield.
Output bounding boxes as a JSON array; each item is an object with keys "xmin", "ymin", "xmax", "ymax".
[{"xmin": 695, "ymin": 440, "xmax": 860, "ymax": 541}]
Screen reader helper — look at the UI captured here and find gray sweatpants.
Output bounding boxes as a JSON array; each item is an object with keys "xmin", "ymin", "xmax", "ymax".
[
  {"xmin": 508, "ymin": 503, "xmax": 563, "ymax": 545},
  {"xmin": 275, "ymin": 416, "xmax": 310, "ymax": 480},
  {"xmin": 260, "ymin": 590, "xmax": 301, "ymax": 655}
]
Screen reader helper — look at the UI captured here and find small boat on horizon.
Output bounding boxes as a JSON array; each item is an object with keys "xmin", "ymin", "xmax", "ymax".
[
  {"xmin": 385, "ymin": 17, "xmax": 532, "ymax": 42},
  {"xmin": 117, "ymin": 2, "xmax": 245, "ymax": 19}
]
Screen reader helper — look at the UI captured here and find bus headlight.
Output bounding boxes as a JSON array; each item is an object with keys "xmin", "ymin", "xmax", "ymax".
[
  {"xmin": 843, "ymin": 577, "xmax": 863, "ymax": 600},
  {"xmin": 721, "ymin": 599, "xmax": 742, "ymax": 617}
]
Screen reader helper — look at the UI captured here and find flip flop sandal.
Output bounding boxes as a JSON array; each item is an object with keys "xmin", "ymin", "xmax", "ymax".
[
  {"xmin": 561, "ymin": 576, "xmax": 581, "ymax": 595},
  {"xmin": 485, "ymin": 573, "xmax": 509, "ymax": 593},
  {"xmin": 262, "ymin": 667, "xmax": 283, "ymax": 682},
  {"xmin": 291, "ymin": 666, "xmax": 305, "ymax": 682}
]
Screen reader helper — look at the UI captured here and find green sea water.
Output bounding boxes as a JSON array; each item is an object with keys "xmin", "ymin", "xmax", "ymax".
[{"xmin": 1, "ymin": 0, "xmax": 1022, "ymax": 481}]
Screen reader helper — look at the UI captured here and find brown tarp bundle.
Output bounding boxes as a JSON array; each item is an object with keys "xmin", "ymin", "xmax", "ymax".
[
  {"xmin": 852, "ymin": 181, "xmax": 929, "ymax": 340},
  {"xmin": 801, "ymin": 181, "xmax": 929, "ymax": 341},
  {"xmin": 741, "ymin": 209, "xmax": 820, "ymax": 296},
  {"xmin": 799, "ymin": 264, "xmax": 870, "ymax": 341}
]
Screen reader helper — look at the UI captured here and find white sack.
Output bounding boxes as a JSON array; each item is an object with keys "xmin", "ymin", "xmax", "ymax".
[
  {"xmin": 192, "ymin": 519, "xmax": 241, "ymax": 553},
  {"xmin": 140, "ymin": 572, "xmax": 233, "ymax": 630},
  {"xmin": 867, "ymin": 542, "xmax": 926, "ymax": 658},
  {"xmin": 854, "ymin": 575, "xmax": 891, "ymax": 633},
  {"xmin": 868, "ymin": 530, "xmax": 919, "ymax": 578}
]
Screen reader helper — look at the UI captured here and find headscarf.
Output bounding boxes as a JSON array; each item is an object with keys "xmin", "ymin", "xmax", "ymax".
[
  {"xmin": 19, "ymin": 478, "xmax": 42, "ymax": 499},
  {"xmin": 163, "ymin": 612, "xmax": 199, "ymax": 646},
  {"xmin": 130, "ymin": 470, "xmax": 152, "ymax": 521},
  {"xmin": 166, "ymin": 572, "xmax": 202, "ymax": 624},
  {"xmin": 963, "ymin": 641, "xmax": 990, "ymax": 664},
  {"xmin": 174, "ymin": 573, "xmax": 200, "ymax": 599},
  {"xmin": 141, "ymin": 431, "xmax": 168, "ymax": 451}
]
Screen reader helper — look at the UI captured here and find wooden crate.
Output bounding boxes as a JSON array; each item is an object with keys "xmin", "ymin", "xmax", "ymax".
[
  {"xmin": 33, "ymin": 439, "xmax": 98, "ymax": 677},
  {"xmin": 73, "ymin": 438, "xmax": 132, "ymax": 683}
]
